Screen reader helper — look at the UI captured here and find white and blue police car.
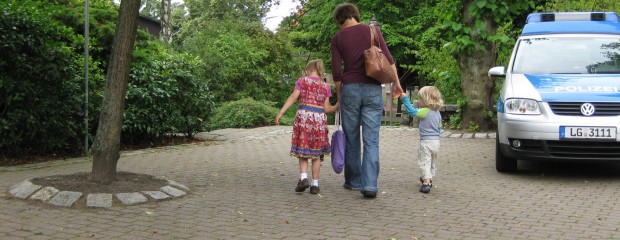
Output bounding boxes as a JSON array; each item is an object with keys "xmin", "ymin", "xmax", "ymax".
[{"xmin": 489, "ymin": 12, "xmax": 620, "ymax": 172}]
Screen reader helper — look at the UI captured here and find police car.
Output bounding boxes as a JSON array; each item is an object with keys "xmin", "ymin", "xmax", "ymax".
[{"xmin": 489, "ymin": 12, "xmax": 620, "ymax": 172}]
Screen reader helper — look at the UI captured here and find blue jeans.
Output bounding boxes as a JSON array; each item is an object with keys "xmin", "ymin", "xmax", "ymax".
[{"xmin": 341, "ymin": 83, "xmax": 383, "ymax": 192}]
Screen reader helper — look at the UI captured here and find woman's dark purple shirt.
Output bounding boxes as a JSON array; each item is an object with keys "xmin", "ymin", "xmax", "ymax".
[{"xmin": 331, "ymin": 24, "xmax": 395, "ymax": 85}]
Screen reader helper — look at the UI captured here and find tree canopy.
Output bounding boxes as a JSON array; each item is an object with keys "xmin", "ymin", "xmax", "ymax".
[{"xmin": 178, "ymin": 0, "xmax": 304, "ymax": 104}]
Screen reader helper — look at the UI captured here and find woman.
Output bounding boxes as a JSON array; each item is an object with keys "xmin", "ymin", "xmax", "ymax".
[{"xmin": 331, "ymin": 3, "xmax": 403, "ymax": 198}]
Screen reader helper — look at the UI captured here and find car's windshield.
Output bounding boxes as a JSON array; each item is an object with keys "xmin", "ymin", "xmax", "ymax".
[{"xmin": 512, "ymin": 36, "xmax": 620, "ymax": 74}]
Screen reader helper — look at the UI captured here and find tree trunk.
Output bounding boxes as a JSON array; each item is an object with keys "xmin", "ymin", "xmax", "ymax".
[
  {"xmin": 458, "ymin": 2, "xmax": 497, "ymax": 131},
  {"xmin": 91, "ymin": 0, "xmax": 141, "ymax": 184},
  {"xmin": 161, "ymin": 0, "xmax": 172, "ymax": 43}
]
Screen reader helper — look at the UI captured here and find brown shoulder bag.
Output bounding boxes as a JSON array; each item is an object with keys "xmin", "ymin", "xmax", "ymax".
[{"xmin": 363, "ymin": 25, "xmax": 397, "ymax": 84}]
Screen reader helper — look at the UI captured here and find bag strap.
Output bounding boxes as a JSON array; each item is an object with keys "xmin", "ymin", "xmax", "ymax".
[
  {"xmin": 335, "ymin": 109, "xmax": 342, "ymax": 130},
  {"xmin": 369, "ymin": 25, "xmax": 380, "ymax": 48}
]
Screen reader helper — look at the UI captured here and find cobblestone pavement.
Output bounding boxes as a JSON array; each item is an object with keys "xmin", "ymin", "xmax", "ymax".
[{"xmin": 2, "ymin": 126, "xmax": 620, "ymax": 239}]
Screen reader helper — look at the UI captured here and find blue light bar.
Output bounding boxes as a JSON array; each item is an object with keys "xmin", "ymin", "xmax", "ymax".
[
  {"xmin": 521, "ymin": 21, "xmax": 620, "ymax": 36},
  {"xmin": 526, "ymin": 12, "xmax": 619, "ymax": 23}
]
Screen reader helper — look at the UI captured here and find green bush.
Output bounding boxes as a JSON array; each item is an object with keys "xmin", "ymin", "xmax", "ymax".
[
  {"xmin": 210, "ymin": 98, "xmax": 286, "ymax": 129},
  {"xmin": 166, "ymin": 53, "xmax": 214, "ymax": 138},
  {"xmin": 0, "ymin": 0, "xmax": 83, "ymax": 156},
  {"xmin": 123, "ymin": 46, "xmax": 213, "ymax": 143}
]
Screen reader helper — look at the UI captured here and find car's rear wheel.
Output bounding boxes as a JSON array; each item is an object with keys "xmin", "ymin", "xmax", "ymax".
[{"xmin": 496, "ymin": 136, "xmax": 517, "ymax": 172}]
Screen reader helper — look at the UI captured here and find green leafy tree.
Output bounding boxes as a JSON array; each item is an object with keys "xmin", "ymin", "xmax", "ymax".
[
  {"xmin": 55, "ymin": 0, "xmax": 177, "ymax": 143},
  {"xmin": 140, "ymin": 0, "xmax": 161, "ymax": 18},
  {"xmin": 436, "ymin": 0, "xmax": 535, "ymax": 131},
  {"xmin": 184, "ymin": 0, "xmax": 272, "ymax": 21},
  {"xmin": 56, "ymin": 0, "xmax": 120, "ymax": 71},
  {"xmin": 439, "ymin": 0, "xmax": 618, "ymax": 131},
  {"xmin": 140, "ymin": 0, "xmax": 187, "ymax": 43},
  {"xmin": 179, "ymin": 0, "xmax": 301, "ymax": 105}
]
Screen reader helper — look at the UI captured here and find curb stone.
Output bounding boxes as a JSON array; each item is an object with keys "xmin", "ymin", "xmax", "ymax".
[
  {"xmin": 167, "ymin": 180, "xmax": 190, "ymax": 191},
  {"xmin": 142, "ymin": 191, "xmax": 171, "ymax": 200},
  {"xmin": 9, "ymin": 181, "xmax": 41, "ymax": 199},
  {"xmin": 30, "ymin": 186, "xmax": 59, "ymax": 202},
  {"xmin": 440, "ymin": 131, "xmax": 452, "ymax": 138},
  {"xmin": 449, "ymin": 133, "xmax": 463, "ymax": 138},
  {"xmin": 115, "ymin": 192, "xmax": 148, "ymax": 205},
  {"xmin": 160, "ymin": 186, "xmax": 187, "ymax": 197},
  {"xmin": 87, "ymin": 194, "xmax": 113, "ymax": 208},
  {"xmin": 474, "ymin": 133, "xmax": 489, "ymax": 139},
  {"xmin": 7, "ymin": 179, "xmax": 190, "ymax": 208},
  {"xmin": 48, "ymin": 191, "xmax": 82, "ymax": 207}
]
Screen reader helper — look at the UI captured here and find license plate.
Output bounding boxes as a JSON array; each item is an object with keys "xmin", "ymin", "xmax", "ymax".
[{"xmin": 560, "ymin": 126, "xmax": 617, "ymax": 139}]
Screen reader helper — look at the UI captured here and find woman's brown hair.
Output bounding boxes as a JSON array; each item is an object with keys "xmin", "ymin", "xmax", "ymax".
[{"xmin": 332, "ymin": 3, "xmax": 360, "ymax": 26}]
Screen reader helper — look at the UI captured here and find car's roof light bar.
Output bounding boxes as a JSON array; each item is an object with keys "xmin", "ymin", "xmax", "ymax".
[{"xmin": 527, "ymin": 12, "xmax": 619, "ymax": 23}]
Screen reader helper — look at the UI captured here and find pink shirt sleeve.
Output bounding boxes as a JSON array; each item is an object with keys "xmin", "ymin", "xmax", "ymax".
[
  {"xmin": 327, "ymin": 84, "xmax": 332, "ymax": 97},
  {"xmin": 294, "ymin": 78, "xmax": 303, "ymax": 91}
]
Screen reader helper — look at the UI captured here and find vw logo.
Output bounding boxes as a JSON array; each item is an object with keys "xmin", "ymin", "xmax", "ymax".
[{"xmin": 580, "ymin": 103, "xmax": 595, "ymax": 116}]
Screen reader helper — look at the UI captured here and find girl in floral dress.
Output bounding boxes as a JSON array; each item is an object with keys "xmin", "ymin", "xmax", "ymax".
[{"xmin": 275, "ymin": 59, "xmax": 339, "ymax": 194}]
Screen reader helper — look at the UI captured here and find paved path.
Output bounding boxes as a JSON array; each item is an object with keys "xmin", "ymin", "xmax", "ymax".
[{"xmin": 1, "ymin": 126, "xmax": 620, "ymax": 239}]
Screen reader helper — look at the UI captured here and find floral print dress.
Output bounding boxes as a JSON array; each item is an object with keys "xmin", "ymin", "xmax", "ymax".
[{"xmin": 290, "ymin": 76, "xmax": 332, "ymax": 159}]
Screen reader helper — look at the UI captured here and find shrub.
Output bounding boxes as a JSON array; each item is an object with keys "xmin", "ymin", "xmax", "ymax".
[
  {"xmin": 123, "ymin": 46, "xmax": 213, "ymax": 143},
  {"xmin": 210, "ymin": 98, "xmax": 286, "ymax": 129},
  {"xmin": 0, "ymin": 0, "xmax": 83, "ymax": 156},
  {"xmin": 0, "ymin": 0, "xmax": 213, "ymax": 160}
]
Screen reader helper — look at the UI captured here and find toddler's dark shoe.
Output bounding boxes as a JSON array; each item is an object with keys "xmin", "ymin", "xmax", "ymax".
[
  {"xmin": 295, "ymin": 178, "xmax": 309, "ymax": 192},
  {"xmin": 310, "ymin": 186, "xmax": 320, "ymax": 194},
  {"xmin": 419, "ymin": 177, "xmax": 432, "ymax": 186},
  {"xmin": 361, "ymin": 190, "xmax": 377, "ymax": 198},
  {"xmin": 420, "ymin": 184, "xmax": 431, "ymax": 193}
]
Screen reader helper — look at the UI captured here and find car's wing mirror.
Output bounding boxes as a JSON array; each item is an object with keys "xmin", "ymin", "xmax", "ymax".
[{"xmin": 488, "ymin": 66, "xmax": 506, "ymax": 77}]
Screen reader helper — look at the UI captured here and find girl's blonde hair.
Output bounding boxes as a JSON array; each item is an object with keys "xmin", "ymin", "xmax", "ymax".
[
  {"xmin": 305, "ymin": 59, "xmax": 326, "ymax": 80},
  {"xmin": 419, "ymin": 86, "xmax": 443, "ymax": 110}
]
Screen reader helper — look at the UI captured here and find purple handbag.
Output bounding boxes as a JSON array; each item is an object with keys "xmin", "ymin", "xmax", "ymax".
[{"xmin": 331, "ymin": 111, "xmax": 345, "ymax": 174}]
